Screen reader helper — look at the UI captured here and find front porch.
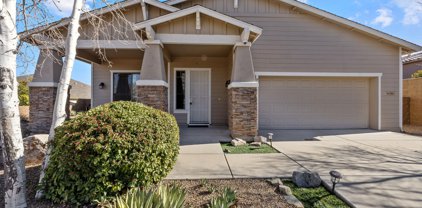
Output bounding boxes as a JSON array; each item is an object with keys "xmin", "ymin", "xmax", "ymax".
[{"xmin": 179, "ymin": 126, "xmax": 230, "ymax": 145}]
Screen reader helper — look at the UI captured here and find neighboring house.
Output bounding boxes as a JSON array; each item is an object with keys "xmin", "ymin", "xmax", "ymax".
[
  {"xmin": 18, "ymin": 74, "xmax": 91, "ymax": 133},
  {"xmin": 22, "ymin": 0, "xmax": 421, "ymax": 137},
  {"xmin": 17, "ymin": 74, "xmax": 91, "ymax": 102},
  {"xmin": 403, "ymin": 51, "xmax": 422, "ymax": 79}
]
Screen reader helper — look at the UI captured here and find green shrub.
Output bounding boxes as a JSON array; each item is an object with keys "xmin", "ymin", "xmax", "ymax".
[
  {"xmin": 41, "ymin": 101, "xmax": 180, "ymax": 204},
  {"xmin": 101, "ymin": 184, "xmax": 186, "ymax": 208},
  {"xmin": 208, "ymin": 188, "xmax": 237, "ymax": 208},
  {"xmin": 18, "ymin": 80, "xmax": 29, "ymax": 106},
  {"xmin": 411, "ymin": 70, "xmax": 422, "ymax": 78}
]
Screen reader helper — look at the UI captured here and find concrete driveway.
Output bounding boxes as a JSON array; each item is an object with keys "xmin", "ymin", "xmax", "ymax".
[
  {"xmin": 169, "ymin": 128, "xmax": 422, "ymax": 208},
  {"xmin": 272, "ymin": 130, "xmax": 422, "ymax": 208}
]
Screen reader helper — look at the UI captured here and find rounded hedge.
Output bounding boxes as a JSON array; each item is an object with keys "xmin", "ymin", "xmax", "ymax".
[{"xmin": 41, "ymin": 101, "xmax": 180, "ymax": 204}]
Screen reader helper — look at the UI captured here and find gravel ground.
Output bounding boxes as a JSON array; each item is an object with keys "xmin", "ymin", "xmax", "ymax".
[
  {"xmin": 164, "ymin": 179, "xmax": 295, "ymax": 208},
  {"xmin": 0, "ymin": 166, "xmax": 294, "ymax": 207},
  {"xmin": 0, "ymin": 165, "xmax": 71, "ymax": 208}
]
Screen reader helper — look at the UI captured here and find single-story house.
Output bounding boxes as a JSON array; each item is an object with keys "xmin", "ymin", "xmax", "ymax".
[
  {"xmin": 22, "ymin": 0, "xmax": 421, "ymax": 138},
  {"xmin": 403, "ymin": 51, "xmax": 422, "ymax": 79}
]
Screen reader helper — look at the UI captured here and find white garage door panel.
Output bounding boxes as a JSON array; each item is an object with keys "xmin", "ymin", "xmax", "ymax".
[{"xmin": 259, "ymin": 77, "xmax": 369, "ymax": 129}]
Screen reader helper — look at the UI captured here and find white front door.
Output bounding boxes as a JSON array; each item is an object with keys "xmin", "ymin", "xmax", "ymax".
[{"xmin": 189, "ymin": 70, "xmax": 210, "ymax": 124}]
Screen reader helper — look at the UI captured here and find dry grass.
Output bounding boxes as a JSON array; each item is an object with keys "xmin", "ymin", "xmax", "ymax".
[{"xmin": 19, "ymin": 106, "xmax": 30, "ymax": 121}]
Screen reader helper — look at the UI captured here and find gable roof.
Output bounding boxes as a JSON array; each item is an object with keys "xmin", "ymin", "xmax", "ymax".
[
  {"xmin": 403, "ymin": 51, "xmax": 422, "ymax": 64},
  {"xmin": 19, "ymin": 0, "xmax": 178, "ymax": 40},
  {"xmin": 164, "ymin": 0, "xmax": 422, "ymax": 52},
  {"xmin": 133, "ymin": 5, "xmax": 262, "ymax": 35}
]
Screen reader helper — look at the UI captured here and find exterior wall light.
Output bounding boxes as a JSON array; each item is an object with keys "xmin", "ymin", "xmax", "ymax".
[
  {"xmin": 268, "ymin": 133, "xmax": 273, "ymax": 146},
  {"xmin": 99, "ymin": 82, "xmax": 105, "ymax": 89},
  {"xmin": 329, "ymin": 170, "xmax": 342, "ymax": 193}
]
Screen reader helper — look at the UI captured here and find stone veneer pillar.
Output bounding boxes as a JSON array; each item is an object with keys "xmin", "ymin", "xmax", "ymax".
[
  {"xmin": 228, "ymin": 42, "xmax": 258, "ymax": 140},
  {"xmin": 29, "ymin": 49, "xmax": 63, "ymax": 134},
  {"xmin": 137, "ymin": 85, "xmax": 168, "ymax": 112},
  {"xmin": 136, "ymin": 41, "xmax": 168, "ymax": 112},
  {"xmin": 228, "ymin": 87, "xmax": 258, "ymax": 140}
]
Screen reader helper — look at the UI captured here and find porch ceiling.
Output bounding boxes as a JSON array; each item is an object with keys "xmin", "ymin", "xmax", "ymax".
[
  {"xmin": 77, "ymin": 49, "xmax": 144, "ymax": 63},
  {"xmin": 165, "ymin": 44, "xmax": 232, "ymax": 57}
]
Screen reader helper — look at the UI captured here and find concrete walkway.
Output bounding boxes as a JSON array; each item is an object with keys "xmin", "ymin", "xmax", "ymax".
[{"xmin": 167, "ymin": 128, "xmax": 422, "ymax": 208}]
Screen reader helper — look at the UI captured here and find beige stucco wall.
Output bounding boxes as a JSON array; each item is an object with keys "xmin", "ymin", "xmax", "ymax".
[
  {"xmin": 92, "ymin": 58, "xmax": 142, "ymax": 107},
  {"xmin": 175, "ymin": 0, "xmax": 401, "ymax": 131},
  {"xmin": 169, "ymin": 57, "xmax": 230, "ymax": 125}
]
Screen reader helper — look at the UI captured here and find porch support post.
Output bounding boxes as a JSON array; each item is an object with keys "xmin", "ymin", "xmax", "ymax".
[
  {"xmin": 228, "ymin": 42, "xmax": 258, "ymax": 140},
  {"xmin": 28, "ymin": 49, "xmax": 64, "ymax": 134},
  {"xmin": 136, "ymin": 41, "xmax": 168, "ymax": 112}
]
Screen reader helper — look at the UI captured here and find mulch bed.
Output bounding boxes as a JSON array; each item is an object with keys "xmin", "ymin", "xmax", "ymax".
[{"xmin": 0, "ymin": 165, "xmax": 294, "ymax": 207}]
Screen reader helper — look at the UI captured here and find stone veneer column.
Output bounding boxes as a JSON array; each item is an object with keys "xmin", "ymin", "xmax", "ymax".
[
  {"xmin": 228, "ymin": 42, "xmax": 258, "ymax": 140},
  {"xmin": 29, "ymin": 49, "xmax": 63, "ymax": 134},
  {"xmin": 137, "ymin": 85, "xmax": 168, "ymax": 112},
  {"xmin": 228, "ymin": 87, "xmax": 257, "ymax": 139},
  {"xmin": 136, "ymin": 41, "xmax": 168, "ymax": 112}
]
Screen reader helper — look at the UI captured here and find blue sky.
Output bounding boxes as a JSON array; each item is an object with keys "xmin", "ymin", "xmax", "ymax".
[{"xmin": 17, "ymin": 0, "xmax": 422, "ymax": 85}]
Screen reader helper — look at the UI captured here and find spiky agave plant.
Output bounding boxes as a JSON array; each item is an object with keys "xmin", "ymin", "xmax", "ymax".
[
  {"xmin": 208, "ymin": 187, "xmax": 237, "ymax": 208},
  {"xmin": 101, "ymin": 184, "xmax": 186, "ymax": 208}
]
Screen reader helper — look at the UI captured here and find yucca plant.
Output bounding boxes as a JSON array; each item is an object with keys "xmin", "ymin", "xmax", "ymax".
[
  {"xmin": 159, "ymin": 184, "xmax": 186, "ymax": 208},
  {"xmin": 208, "ymin": 187, "xmax": 237, "ymax": 208},
  {"xmin": 102, "ymin": 184, "xmax": 186, "ymax": 208}
]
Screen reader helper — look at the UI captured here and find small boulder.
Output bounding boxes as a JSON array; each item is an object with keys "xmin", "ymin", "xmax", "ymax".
[
  {"xmin": 231, "ymin": 138, "xmax": 246, "ymax": 146},
  {"xmin": 23, "ymin": 134, "xmax": 48, "ymax": 165},
  {"xmin": 283, "ymin": 195, "xmax": 304, "ymax": 208},
  {"xmin": 254, "ymin": 136, "xmax": 267, "ymax": 143},
  {"xmin": 250, "ymin": 142, "xmax": 262, "ymax": 147},
  {"xmin": 267, "ymin": 178, "xmax": 283, "ymax": 186},
  {"xmin": 278, "ymin": 185, "xmax": 292, "ymax": 195},
  {"xmin": 292, "ymin": 171, "xmax": 322, "ymax": 188}
]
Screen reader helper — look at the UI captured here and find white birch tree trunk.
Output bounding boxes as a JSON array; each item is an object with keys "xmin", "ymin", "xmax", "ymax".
[
  {"xmin": 0, "ymin": 0, "xmax": 27, "ymax": 207},
  {"xmin": 35, "ymin": 0, "xmax": 85, "ymax": 199}
]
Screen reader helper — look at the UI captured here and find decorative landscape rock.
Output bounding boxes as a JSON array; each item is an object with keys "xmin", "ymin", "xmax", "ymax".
[
  {"xmin": 254, "ymin": 136, "xmax": 267, "ymax": 143},
  {"xmin": 231, "ymin": 138, "xmax": 247, "ymax": 146},
  {"xmin": 23, "ymin": 134, "xmax": 48, "ymax": 165},
  {"xmin": 250, "ymin": 142, "xmax": 262, "ymax": 147},
  {"xmin": 283, "ymin": 195, "xmax": 304, "ymax": 208},
  {"xmin": 278, "ymin": 185, "xmax": 293, "ymax": 195},
  {"xmin": 267, "ymin": 178, "xmax": 283, "ymax": 186},
  {"xmin": 292, "ymin": 171, "xmax": 322, "ymax": 188}
]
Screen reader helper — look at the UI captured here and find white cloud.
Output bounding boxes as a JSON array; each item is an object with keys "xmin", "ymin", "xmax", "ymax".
[
  {"xmin": 392, "ymin": 0, "xmax": 422, "ymax": 25},
  {"xmin": 44, "ymin": 0, "xmax": 92, "ymax": 17},
  {"xmin": 297, "ymin": 0, "xmax": 308, "ymax": 3},
  {"xmin": 372, "ymin": 8, "xmax": 394, "ymax": 27}
]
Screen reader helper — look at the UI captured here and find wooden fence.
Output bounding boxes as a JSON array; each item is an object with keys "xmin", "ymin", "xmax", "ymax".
[{"xmin": 403, "ymin": 78, "xmax": 422, "ymax": 126}]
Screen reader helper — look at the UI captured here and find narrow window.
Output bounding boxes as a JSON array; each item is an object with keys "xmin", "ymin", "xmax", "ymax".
[{"xmin": 176, "ymin": 71, "xmax": 186, "ymax": 110}]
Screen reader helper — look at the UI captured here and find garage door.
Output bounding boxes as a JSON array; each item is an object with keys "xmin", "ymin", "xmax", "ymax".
[{"xmin": 259, "ymin": 77, "xmax": 369, "ymax": 129}]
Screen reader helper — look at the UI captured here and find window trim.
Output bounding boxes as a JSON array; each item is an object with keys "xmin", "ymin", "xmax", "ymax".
[
  {"xmin": 173, "ymin": 69, "xmax": 188, "ymax": 113},
  {"xmin": 109, "ymin": 70, "xmax": 141, "ymax": 102}
]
